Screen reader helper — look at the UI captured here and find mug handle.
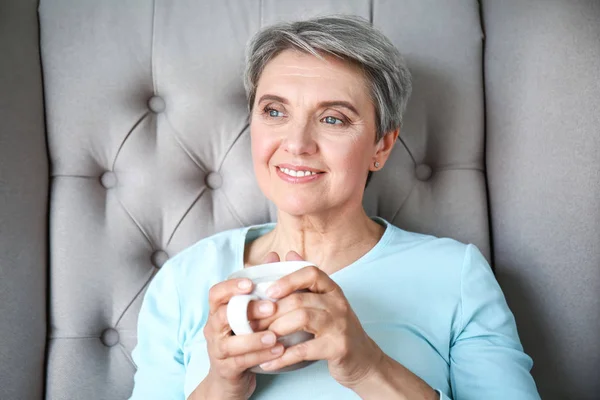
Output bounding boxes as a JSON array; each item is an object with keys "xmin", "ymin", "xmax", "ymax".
[{"xmin": 227, "ymin": 294, "xmax": 260, "ymax": 335}]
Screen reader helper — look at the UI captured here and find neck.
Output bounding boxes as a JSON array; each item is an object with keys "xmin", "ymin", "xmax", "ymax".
[{"xmin": 264, "ymin": 206, "xmax": 384, "ymax": 274}]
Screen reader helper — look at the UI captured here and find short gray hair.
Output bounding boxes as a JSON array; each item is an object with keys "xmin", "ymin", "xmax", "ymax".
[{"xmin": 244, "ymin": 15, "xmax": 412, "ymax": 141}]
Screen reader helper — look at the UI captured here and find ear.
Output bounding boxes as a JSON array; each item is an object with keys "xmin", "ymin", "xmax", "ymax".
[{"xmin": 370, "ymin": 129, "xmax": 399, "ymax": 171}]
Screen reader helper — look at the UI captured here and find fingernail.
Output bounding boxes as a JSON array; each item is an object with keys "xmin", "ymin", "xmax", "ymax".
[
  {"xmin": 259, "ymin": 302, "xmax": 273, "ymax": 314},
  {"xmin": 261, "ymin": 332, "xmax": 276, "ymax": 345},
  {"xmin": 271, "ymin": 345, "xmax": 283, "ymax": 354},
  {"xmin": 261, "ymin": 361, "xmax": 274, "ymax": 369},
  {"xmin": 238, "ymin": 280, "xmax": 252, "ymax": 290},
  {"xmin": 266, "ymin": 284, "xmax": 280, "ymax": 298}
]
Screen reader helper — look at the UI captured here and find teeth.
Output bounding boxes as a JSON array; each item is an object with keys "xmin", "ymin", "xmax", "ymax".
[{"xmin": 279, "ymin": 167, "xmax": 317, "ymax": 177}]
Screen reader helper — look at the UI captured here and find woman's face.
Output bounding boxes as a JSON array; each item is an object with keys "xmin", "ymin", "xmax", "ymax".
[{"xmin": 250, "ymin": 49, "xmax": 389, "ymax": 217}]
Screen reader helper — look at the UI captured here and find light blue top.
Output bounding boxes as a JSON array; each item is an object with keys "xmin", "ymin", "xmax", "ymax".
[{"xmin": 130, "ymin": 218, "xmax": 540, "ymax": 400}]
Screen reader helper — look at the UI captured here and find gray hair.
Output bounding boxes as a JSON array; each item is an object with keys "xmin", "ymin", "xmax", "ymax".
[{"xmin": 244, "ymin": 15, "xmax": 412, "ymax": 141}]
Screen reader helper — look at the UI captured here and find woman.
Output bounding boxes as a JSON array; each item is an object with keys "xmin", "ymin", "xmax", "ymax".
[{"xmin": 130, "ymin": 16, "xmax": 540, "ymax": 400}]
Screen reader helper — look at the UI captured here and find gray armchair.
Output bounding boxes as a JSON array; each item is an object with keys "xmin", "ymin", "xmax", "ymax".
[{"xmin": 1, "ymin": 1, "xmax": 598, "ymax": 399}]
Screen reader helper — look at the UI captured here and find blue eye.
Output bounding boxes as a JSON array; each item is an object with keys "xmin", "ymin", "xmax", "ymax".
[
  {"xmin": 323, "ymin": 116, "xmax": 343, "ymax": 125},
  {"xmin": 267, "ymin": 109, "xmax": 283, "ymax": 118}
]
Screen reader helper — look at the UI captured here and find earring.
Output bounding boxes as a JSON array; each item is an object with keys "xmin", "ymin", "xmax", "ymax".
[{"xmin": 374, "ymin": 161, "xmax": 380, "ymax": 168}]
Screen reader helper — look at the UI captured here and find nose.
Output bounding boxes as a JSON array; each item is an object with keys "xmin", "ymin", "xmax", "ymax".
[{"xmin": 282, "ymin": 120, "xmax": 317, "ymax": 155}]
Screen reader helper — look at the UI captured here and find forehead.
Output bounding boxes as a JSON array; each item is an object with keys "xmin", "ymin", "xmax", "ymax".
[{"xmin": 256, "ymin": 49, "xmax": 370, "ymax": 102}]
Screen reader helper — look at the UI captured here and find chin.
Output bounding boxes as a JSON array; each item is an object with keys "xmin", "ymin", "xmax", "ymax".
[{"xmin": 274, "ymin": 195, "xmax": 326, "ymax": 217}]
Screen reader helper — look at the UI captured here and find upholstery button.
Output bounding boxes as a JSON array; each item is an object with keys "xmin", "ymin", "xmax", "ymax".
[
  {"xmin": 148, "ymin": 95, "xmax": 166, "ymax": 113},
  {"xmin": 100, "ymin": 328, "xmax": 119, "ymax": 347},
  {"xmin": 100, "ymin": 171, "xmax": 117, "ymax": 189},
  {"xmin": 205, "ymin": 172, "xmax": 222, "ymax": 190},
  {"xmin": 151, "ymin": 250, "xmax": 169, "ymax": 268},
  {"xmin": 415, "ymin": 164, "xmax": 433, "ymax": 181}
]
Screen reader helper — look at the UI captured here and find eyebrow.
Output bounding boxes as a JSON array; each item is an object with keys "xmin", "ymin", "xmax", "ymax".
[{"xmin": 257, "ymin": 94, "xmax": 361, "ymax": 117}]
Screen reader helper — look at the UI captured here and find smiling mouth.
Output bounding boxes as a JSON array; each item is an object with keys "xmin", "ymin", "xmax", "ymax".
[{"xmin": 277, "ymin": 166, "xmax": 323, "ymax": 178}]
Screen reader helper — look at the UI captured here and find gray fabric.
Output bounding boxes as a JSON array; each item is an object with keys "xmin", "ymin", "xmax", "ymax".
[
  {"xmin": 484, "ymin": 1, "xmax": 600, "ymax": 398},
  {"xmin": 0, "ymin": 0, "xmax": 597, "ymax": 398},
  {"xmin": 367, "ymin": 0, "xmax": 490, "ymax": 256},
  {"xmin": 0, "ymin": 0, "xmax": 48, "ymax": 399},
  {"xmin": 39, "ymin": 1, "xmax": 270, "ymax": 398},
  {"xmin": 46, "ymin": 338, "xmax": 136, "ymax": 400}
]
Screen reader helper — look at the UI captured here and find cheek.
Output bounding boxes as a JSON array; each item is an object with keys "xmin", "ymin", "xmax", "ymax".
[
  {"xmin": 250, "ymin": 123, "xmax": 278, "ymax": 166},
  {"xmin": 325, "ymin": 137, "xmax": 372, "ymax": 177},
  {"xmin": 250, "ymin": 123, "xmax": 281, "ymax": 200}
]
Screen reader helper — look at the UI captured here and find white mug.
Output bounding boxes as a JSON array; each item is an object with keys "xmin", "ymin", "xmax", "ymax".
[{"xmin": 227, "ymin": 260, "xmax": 316, "ymax": 373}]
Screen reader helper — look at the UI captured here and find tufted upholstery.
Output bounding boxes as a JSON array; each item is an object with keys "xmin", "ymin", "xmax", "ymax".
[{"xmin": 1, "ymin": 0, "xmax": 599, "ymax": 399}]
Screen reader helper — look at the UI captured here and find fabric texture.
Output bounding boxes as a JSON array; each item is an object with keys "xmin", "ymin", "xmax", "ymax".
[
  {"xmin": 130, "ymin": 219, "xmax": 539, "ymax": 400},
  {"xmin": 483, "ymin": 1, "xmax": 600, "ymax": 398},
  {"xmin": 0, "ymin": 0, "xmax": 48, "ymax": 399}
]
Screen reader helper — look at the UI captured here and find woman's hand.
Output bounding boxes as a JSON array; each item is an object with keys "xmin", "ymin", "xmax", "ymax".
[
  {"xmin": 256, "ymin": 251, "xmax": 384, "ymax": 390},
  {"xmin": 191, "ymin": 254, "xmax": 284, "ymax": 400}
]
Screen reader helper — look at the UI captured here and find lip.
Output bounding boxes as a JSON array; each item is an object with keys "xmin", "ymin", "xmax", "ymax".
[
  {"xmin": 275, "ymin": 164, "xmax": 324, "ymax": 184},
  {"xmin": 276, "ymin": 163, "xmax": 324, "ymax": 173}
]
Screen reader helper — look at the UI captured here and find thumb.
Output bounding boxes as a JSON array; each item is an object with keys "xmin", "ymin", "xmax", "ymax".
[
  {"xmin": 262, "ymin": 251, "xmax": 280, "ymax": 264},
  {"xmin": 285, "ymin": 250, "xmax": 305, "ymax": 261}
]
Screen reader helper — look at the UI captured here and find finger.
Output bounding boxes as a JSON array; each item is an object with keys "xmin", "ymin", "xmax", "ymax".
[
  {"xmin": 285, "ymin": 251, "xmax": 304, "ymax": 261},
  {"xmin": 214, "ymin": 300, "xmax": 276, "ymax": 327},
  {"xmin": 268, "ymin": 308, "xmax": 331, "ymax": 337},
  {"xmin": 225, "ymin": 343, "xmax": 285, "ymax": 373},
  {"xmin": 208, "ymin": 279, "xmax": 253, "ymax": 314},
  {"xmin": 267, "ymin": 266, "xmax": 338, "ymax": 299},
  {"xmin": 210, "ymin": 299, "xmax": 276, "ymax": 336},
  {"xmin": 263, "ymin": 251, "xmax": 281, "ymax": 263},
  {"xmin": 260, "ymin": 337, "xmax": 332, "ymax": 372},
  {"xmin": 208, "ymin": 305, "xmax": 233, "ymax": 337},
  {"xmin": 247, "ymin": 300, "xmax": 276, "ymax": 320},
  {"xmin": 251, "ymin": 293, "xmax": 328, "ymax": 331},
  {"xmin": 214, "ymin": 330, "xmax": 280, "ymax": 360}
]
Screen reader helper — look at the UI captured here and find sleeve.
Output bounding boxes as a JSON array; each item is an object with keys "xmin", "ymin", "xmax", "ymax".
[
  {"xmin": 448, "ymin": 244, "xmax": 541, "ymax": 400},
  {"xmin": 129, "ymin": 263, "xmax": 186, "ymax": 400}
]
